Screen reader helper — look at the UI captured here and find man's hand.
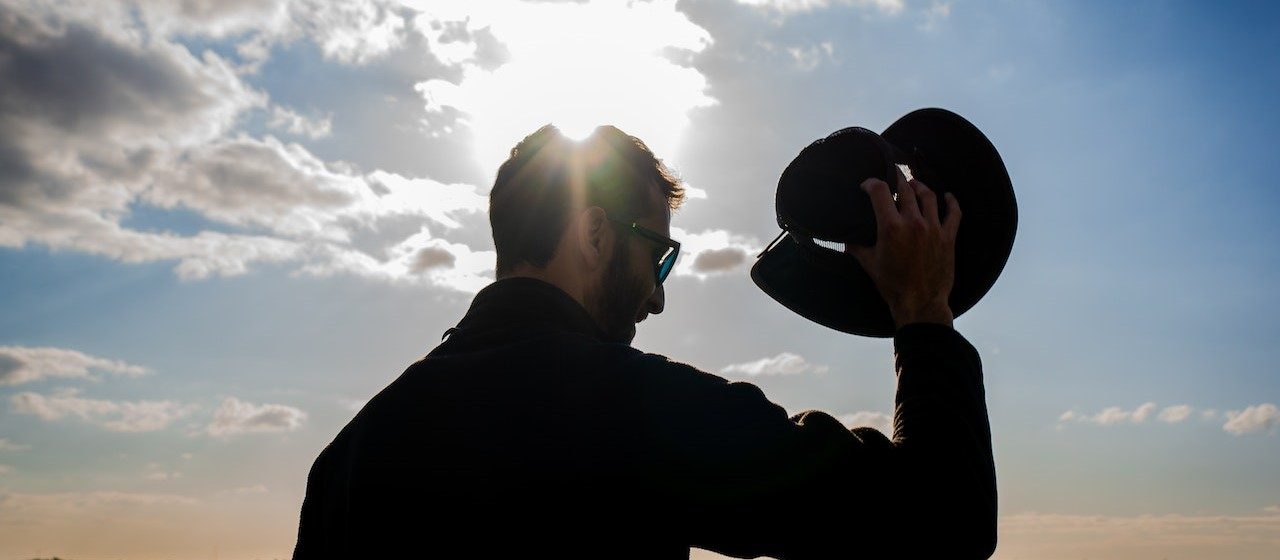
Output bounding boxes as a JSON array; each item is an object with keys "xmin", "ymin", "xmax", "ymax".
[{"xmin": 845, "ymin": 169, "xmax": 961, "ymax": 329}]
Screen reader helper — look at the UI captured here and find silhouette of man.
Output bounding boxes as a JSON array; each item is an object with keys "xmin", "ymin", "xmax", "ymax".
[{"xmin": 292, "ymin": 125, "xmax": 996, "ymax": 559}]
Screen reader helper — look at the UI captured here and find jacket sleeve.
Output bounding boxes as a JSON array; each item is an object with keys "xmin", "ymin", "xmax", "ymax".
[
  {"xmin": 292, "ymin": 444, "xmax": 334, "ymax": 560},
  {"xmin": 633, "ymin": 322, "xmax": 996, "ymax": 559}
]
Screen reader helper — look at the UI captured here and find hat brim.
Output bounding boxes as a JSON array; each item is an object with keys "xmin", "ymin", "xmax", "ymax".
[
  {"xmin": 751, "ymin": 231, "xmax": 896, "ymax": 337},
  {"xmin": 751, "ymin": 108, "xmax": 1017, "ymax": 338}
]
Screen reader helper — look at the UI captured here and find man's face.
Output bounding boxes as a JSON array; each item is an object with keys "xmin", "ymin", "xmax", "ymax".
[{"xmin": 588, "ymin": 187, "xmax": 670, "ymax": 345}]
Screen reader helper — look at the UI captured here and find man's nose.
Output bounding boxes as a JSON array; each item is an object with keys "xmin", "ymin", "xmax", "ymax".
[{"xmin": 646, "ymin": 282, "xmax": 665, "ymax": 315}]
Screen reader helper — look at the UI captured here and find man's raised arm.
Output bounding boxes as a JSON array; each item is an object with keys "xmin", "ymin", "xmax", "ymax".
[{"xmin": 630, "ymin": 318, "xmax": 995, "ymax": 559}]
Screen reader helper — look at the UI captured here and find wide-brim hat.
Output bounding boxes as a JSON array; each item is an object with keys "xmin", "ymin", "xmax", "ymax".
[{"xmin": 750, "ymin": 108, "xmax": 1018, "ymax": 338}]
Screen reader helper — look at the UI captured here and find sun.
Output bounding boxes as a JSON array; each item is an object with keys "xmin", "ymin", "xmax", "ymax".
[{"xmin": 414, "ymin": 0, "xmax": 717, "ymax": 175}]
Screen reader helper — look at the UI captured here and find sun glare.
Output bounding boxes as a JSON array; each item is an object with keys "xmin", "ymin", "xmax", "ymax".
[
  {"xmin": 557, "ymin": 120, "xmax": 599, "ymax": 141},
  {"xmin": 413, "ymin": 0, "xmax": 715, "ymax": 176}
]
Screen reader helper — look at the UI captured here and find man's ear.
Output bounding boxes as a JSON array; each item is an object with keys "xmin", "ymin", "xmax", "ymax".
[{"xmin": 576, "ymin": 206, "xmax": 609, "ymax": 271}]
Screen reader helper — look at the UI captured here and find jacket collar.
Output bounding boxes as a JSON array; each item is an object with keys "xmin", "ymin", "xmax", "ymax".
[{"xmin": 444, "ymin": 276, "xmax": 608, "ymax": 342}]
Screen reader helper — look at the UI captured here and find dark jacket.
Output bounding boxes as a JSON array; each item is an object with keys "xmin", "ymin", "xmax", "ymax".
[{"xmin": 292, "ymin": 276, "xmax": 996, "ymax": 559}]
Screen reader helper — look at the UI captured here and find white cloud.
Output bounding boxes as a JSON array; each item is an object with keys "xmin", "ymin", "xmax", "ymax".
[
  {"xmin": 411, "ymin": 0, "xmax": 715, "ymax": 174},
  {"xmin": 1223, "ymin": 403, "xmax": 1279, "ymax": 436},
  {"xmin": 786, "ymin": 41, "xmax": 835, "ymax": 71},
  {"xmin": 670, "ymin": 226, "xmax": 762, "ymax": 278},
  {"xmin": 268, "ymin": 105, "xmax": 333, "ymax": 139},
  {"xmin": 735, "ymin": 0, "xmax": 905, "ymax": 16},
  {"xmin": 298, "ymin": 226, "xmax": 496, "ymax": 293},
  {"xmin": 1059, "ymin": 402, "xmax": 1161, "ymax": 426},
  {"xmin": 1132, "ymin": 402, "xmax": 1157, "ymax": 422},
  {"xmin": 230, "ymin": 484, "xmax": 269, "ymax": 495},
  {"xmin": 1157, "ymin": 404, "xmax": 1193, "ymax": 424},
  {"xmin": 0, "ymin": 438, "xmax": 30, "ymax": 452},
  {"xmin": 10, "ymin": 389, "xmax": 199, "ymax": 432},
  {"xmin": 918, "ymin": 1, "xmax": 952, "ymax": 31},
  {"xmin": 0, "ymin": 346, "xmax": 149, "ymax": 385},
  {"xmin": 721, "ymin": 352, "xmax": 829, "ymax": 377},
  {"xmin": 837, "ymin": 411, "xmax": 893, "ymax": 435},
  {"xmin": 206, "ymin": 397, "xmax": 307, "ymax": 437},
  {"xmin": 144, "ymin": 462, "xmax": 182, "ymax": 481}
]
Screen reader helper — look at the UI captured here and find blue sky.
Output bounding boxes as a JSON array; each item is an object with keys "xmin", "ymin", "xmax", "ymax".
[{"xmin": 1, "ymin": 1, "xmax": 1277, "ymax": 558}]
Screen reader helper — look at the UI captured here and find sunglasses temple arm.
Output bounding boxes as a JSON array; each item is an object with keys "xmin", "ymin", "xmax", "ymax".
[{"xmin": 758, "ymin": 229, "xmax": 787, "ymax": 258}]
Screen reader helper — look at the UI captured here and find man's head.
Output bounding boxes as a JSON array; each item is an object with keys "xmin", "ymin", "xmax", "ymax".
[{"xmin": 489, "ymin": 124, "xmax": 685, "ymax": 344}]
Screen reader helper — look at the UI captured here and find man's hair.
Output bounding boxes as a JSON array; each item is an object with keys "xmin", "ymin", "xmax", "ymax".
[{"xmin": 489, "ymin": 124, "xmax": 684, "ymax": 277}]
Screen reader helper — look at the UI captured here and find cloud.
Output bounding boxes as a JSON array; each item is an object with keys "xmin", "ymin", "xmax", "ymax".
[
  {"xmin": 9, "ymin": 389, "xmax": 199, "ymax": 432},
  {"xmin": 837, "ymin": 411, "xmax": 893, "ymax": 435},
  {"xmin": 786, "ymin": 42, "xmax": 836, "ymax": 71},
  {"xmin": 1059, "ymin": 402, "xmax": 1160, "ymax": 426},
  {"xmin": 670, "ymin": 227, "xmax": 762, "ymax": 278},
  {"xmin": 734, "ymin": 0, "xmax": 905, "ymax": 16},
  {"xmin": 205, "ymin": 397, "xmax": 307, "ymax": 437},
  {"xmin": 1157, "ymin": 404, "xmax": 1193, "ymax": 424},
  {"xmin": 297, "ymin": 225, "xmax": 495, "ymax": 293},
  {"xmin": 918, "ymin": 1, "xmax": 952, "ymax": 31},
  {"xmin": 0, "ymin": 438, "xmax": 30, "ymax": 451},
  {"xmin": 1223, "ymin": 403, "xmax": 1279, "ymax": 436},
  {"xmin": 721, "ymin": 352, "xmax": 829, "ymax": 377},
  {"xmin": 230, "ymin": 484, "xmax": 269, "ymax": 495},
  {"xmin": 1060, "ymin": 403, "xmax": 1280, "ymax": 435},
  {"xmin": 144, "ymin": 462, "xmax": 181, "ymax": 481},
  {"xmin": 0, "ymin": 346, "xmax": 149, "ymax": 385},
  {"xmin": 0, "ymin": 1, "xmax": 504, "ymax": 291},
  {"xmin": 268, "ymin": 106, "xmax": 333, "ymax": 139},
  {"xmin": 0, "ymin": 464, "xmax": 12, "ymax": 475},
  {"xmin": 411, "ymin": 0, "xmax": 715, "ymax": 173},
  {"xmin": 135, "ymin": 0, "xmax": 412, "ymax": 66}
]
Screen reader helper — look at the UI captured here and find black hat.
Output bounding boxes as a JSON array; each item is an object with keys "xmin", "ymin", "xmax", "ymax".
[{"xmin": 750, "ymin": 108, "xmax": 1018, "ymax": 337}]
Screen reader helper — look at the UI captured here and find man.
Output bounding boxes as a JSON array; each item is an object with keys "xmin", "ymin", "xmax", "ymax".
[{"xmin": 292, "ymin": 125, "xmax": 996, "ymax": 559}]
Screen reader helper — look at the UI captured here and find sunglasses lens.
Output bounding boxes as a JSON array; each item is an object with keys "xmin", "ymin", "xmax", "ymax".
[{"xmin": 657, "ymin": 248, "xmax": 677, "ymax": 283}]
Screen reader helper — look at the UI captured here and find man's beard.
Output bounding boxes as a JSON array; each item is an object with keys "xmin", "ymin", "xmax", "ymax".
[{"xmin": 590, "ymin": 240, "xmax": 647, "ymax": 345}]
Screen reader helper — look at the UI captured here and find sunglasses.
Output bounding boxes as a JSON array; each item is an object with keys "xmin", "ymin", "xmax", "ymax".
[{"xmin": 606, "ymin": 216, "xmax": 681, "ymax": 284}]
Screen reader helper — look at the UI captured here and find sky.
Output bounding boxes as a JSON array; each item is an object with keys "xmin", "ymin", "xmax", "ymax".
[{"xmin": 0, "ymin": 0, "xmax": 1278, "ymax": 558}]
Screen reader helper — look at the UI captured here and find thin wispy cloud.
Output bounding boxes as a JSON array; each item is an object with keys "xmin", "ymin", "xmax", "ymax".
[
  {"xmin": 837, "ymin": 411, "xmax": 893, "ymax": 435},
  {"xmin": 1059, "ymin": 402, "xmax": 1160, "ymax": 425},
  {"xmin": 268, "ymin": 105, "xmax": 333, "ymax": 139},
  {"xmin": 0, "ymin": 346, "xmax": 149, "ymax": 385},
  {"xmin": 0, "ymin": 438, "xmax": 30, "ymax": 452},
  {"xmin": 9, "ymin": 389, "xmax": 199, "ymax": 433},
  {"xmin": 721, "ymin": 352, "xmax": 830, "ymax": 377},
  {"xmin": 1059, "ymin": 402, "xmax": 1280, "ymax": 436}
]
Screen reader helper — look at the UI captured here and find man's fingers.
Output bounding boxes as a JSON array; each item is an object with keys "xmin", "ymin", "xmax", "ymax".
[
  {"xmin": 845, "ymin": 241, "xmax": 874, "ymax": 269},
  {"xmin": 895, "ymin": 171, "xmax": 921, "ymax": 221},
  {"xmin": 943, "ymin": 192, "xmax": 962, "ymax": 238},
  {"xmin": 913, "ymin": 180, "xmax": 939, "ymax": 225},
  {"xmin": 861, "ymin": 178, "xmax": 898, "ymax": 226}
]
